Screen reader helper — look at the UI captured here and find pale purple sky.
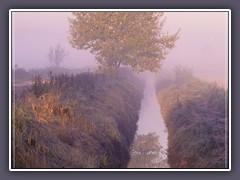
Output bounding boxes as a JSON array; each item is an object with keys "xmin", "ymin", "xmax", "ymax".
[
  {"xmin": 12, "ymin": 11, "xmax": 228, "ymax": 82},
  {"xmin": 12, "ymin": 12, "xmax": 97, "ymax": 69},
  {"xmin": 163, "ymin": 12, "xmax": 228, "ymax": 74}
]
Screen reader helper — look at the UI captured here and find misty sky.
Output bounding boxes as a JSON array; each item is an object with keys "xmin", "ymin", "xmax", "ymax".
[{"xmin": 12, "ymin": 11, "xmax": 228, "ymax": 82}]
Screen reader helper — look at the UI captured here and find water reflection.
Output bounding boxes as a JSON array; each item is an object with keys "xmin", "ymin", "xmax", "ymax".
[
  {"xmin": 128, "ymin": 133, "xmax": 169, "ymax": 168},
  {"xmin": 137, "ymin": 75, "xmax": 168, "ymax": 151},
  {"xmin": 128, "ymin": 73, "xmax": 169, "ymax": 168}
]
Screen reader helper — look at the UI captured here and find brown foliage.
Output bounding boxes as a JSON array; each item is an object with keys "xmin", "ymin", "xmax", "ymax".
[{"xmin": 12, "ymin": 70, "xmax": 144, "ymax": 168}]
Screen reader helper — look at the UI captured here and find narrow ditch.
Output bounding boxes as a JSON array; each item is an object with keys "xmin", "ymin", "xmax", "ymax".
[{"xmin": 128, "ymin": 76, "xmax": 170, "ymax": 168}]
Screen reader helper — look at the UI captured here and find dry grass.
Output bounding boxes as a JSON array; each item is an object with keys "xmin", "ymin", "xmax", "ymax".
[
  {"xmin": 12, "ymin": 70, "xmax": 143, "ymax": 168},
  {"xmin": 157, "ymin": 76, "xmax": 228, "ymax": 168}
]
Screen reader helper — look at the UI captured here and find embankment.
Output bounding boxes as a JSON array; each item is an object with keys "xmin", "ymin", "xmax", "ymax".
[
  {"xmin": 13, "ymin": 70, "xmax": 143, "ymax": 168},
  {"xmin": 157, "ymin": 78, "xmax": 228, "ymax": 168}
]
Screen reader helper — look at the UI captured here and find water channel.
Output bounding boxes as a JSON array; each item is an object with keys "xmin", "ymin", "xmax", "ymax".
[{"xmin": 128, "ymin": 74, "xmax": 170, "ymax": 168}]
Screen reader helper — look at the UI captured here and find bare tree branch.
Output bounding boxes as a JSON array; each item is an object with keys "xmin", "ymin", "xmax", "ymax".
[{"xmin": 47, "ymin": 43, "xmax": 68, "ymax": 68}]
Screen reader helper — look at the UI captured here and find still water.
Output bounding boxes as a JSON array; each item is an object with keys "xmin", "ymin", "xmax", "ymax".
[{"xmin": 128, "ymin": 76, "xmax": 170, "ymax": 168}]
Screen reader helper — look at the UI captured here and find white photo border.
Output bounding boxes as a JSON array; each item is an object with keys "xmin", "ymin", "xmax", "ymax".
[{"xmin": 9, "ymin": 9, "xmax": 231, "ymax": 171}]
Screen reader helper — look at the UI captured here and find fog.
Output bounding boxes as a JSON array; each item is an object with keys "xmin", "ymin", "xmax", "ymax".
[
  {"xmin": 163, "ymin": 12, "xmax": 228, "ymax": 87},
  {"xmin": 12, "ymin": 12, "xmax": 97, "ymax": 70},
  {"xmin": 12, "ymin": 11, "xmax": 229, "ymax": 169},
  {"xmin": 132, "ymin": 73, "xmax": 169, "ymax": 168},
  {"xmin": 12, "ymin": 11, "xmax": 228, "ymax": 86}
]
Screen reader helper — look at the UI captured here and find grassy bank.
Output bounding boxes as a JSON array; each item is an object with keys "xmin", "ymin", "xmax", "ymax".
[
  {"xmin": 157, "ymin": 76, "xmax": 228, "ymax": 168},
  {"xmin": 12, "ymin": 70, "xmax": 143, "ymax": 168}
]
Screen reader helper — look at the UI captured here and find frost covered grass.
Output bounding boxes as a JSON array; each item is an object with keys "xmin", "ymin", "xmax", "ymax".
[
  {"xmin": 12, "ymin": 69, "xmax": 143, "ymax": 168},
  {"xmin": 157, "ymin": 68, "xmax": 228, "ymax": 168}
]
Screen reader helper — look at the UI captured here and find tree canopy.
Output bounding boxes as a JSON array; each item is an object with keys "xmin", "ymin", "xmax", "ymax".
[{"xmin": 69, "ymin": 12, "xmax": 179, "ymax": 72}]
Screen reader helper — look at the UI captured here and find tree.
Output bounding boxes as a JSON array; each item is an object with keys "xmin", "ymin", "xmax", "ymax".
[
  {"xmin": 69, "ymin": 12, "xmax": 179, "ymax": 72},
  {"xmin": 175, "ymin": 66, "xmax": 194, "ymax": 84},
  {"xmin": 47, "ymin": 44, "xmax": 68, "ymax": 68}
]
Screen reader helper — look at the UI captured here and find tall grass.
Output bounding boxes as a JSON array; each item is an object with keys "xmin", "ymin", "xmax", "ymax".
[
  {"xmin": 12, "ymin": 70, "xmax": 143, "ymax": 168},
  {"xmin": 157, "ymin": 70, "xmax": 228, "ymax": 168}
]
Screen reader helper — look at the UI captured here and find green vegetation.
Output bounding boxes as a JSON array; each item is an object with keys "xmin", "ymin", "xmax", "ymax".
[
  {"xmin": 69, "ymin": 12, "xmax": 179, "ymax": 72},
  {"xmin": 12, "ymin": 69, "xmax": 143, "ymax": 168},
  {"xmin": 157, "ymin": 69, "xmax": 228, "ymax": 168}
]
